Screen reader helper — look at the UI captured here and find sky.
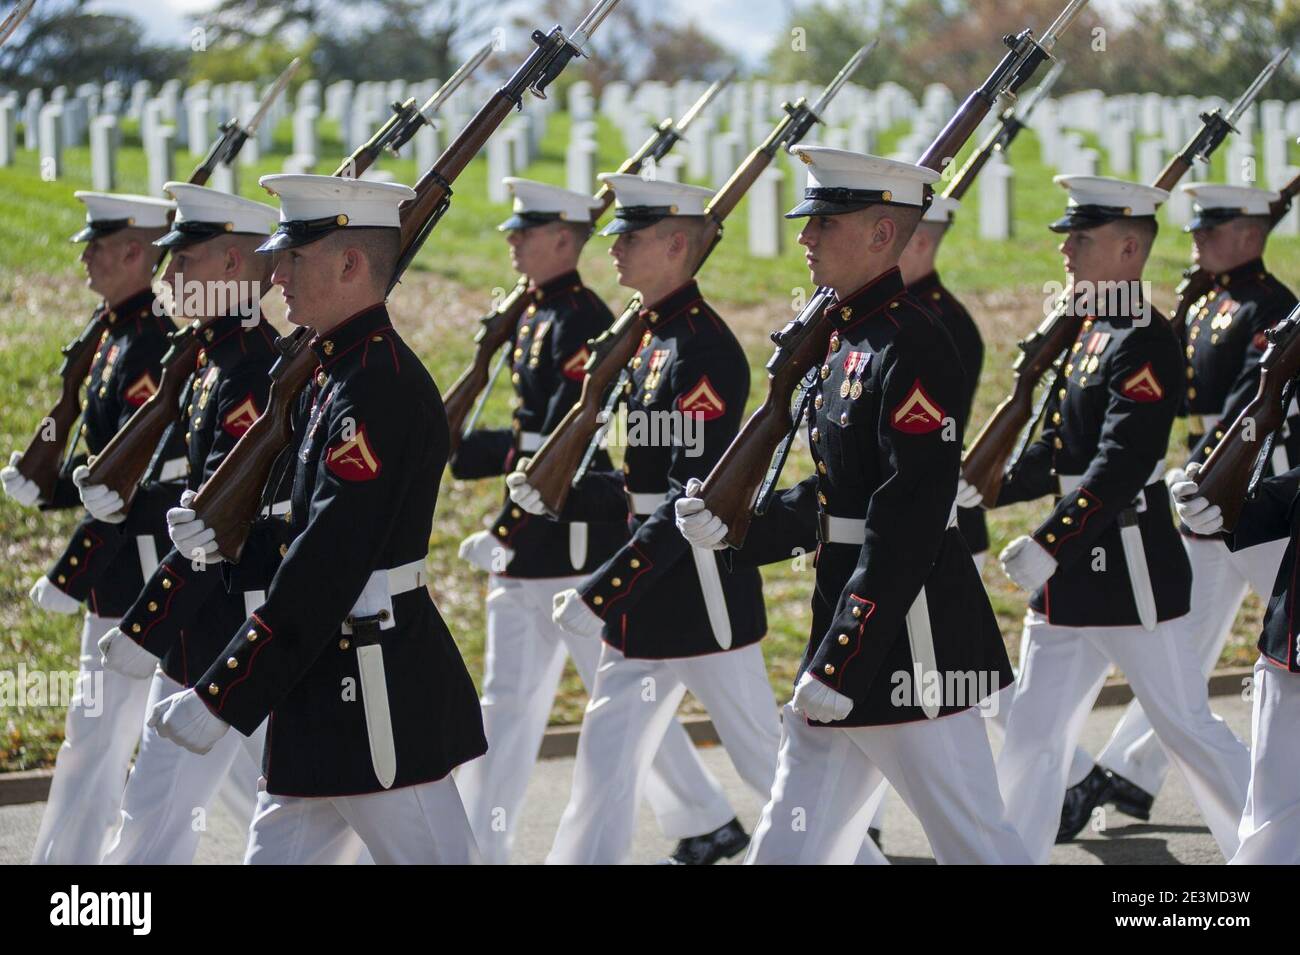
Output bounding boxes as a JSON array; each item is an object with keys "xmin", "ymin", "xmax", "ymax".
[{"xmin": 89, "ymin": 0, "xmax": 1132, "ymax": 67}]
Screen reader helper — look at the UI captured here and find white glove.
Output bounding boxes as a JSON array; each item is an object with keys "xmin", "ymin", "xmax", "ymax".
[
  {"xmin": 1163, "ymin": 466, "xmax": 1187, "ymax": 490},
  {"xmin": 167, "ymin": 488, "xmax": 221, "ymax": 563},
  {"xmin": 1, "ymin": 451, "xmax": 40, "ymax": 507},
  {"xmin": 1171, "ymin": 462, "xmax": 1222, "ymax": 535},
  {"xmin": 791, "ymin": 671, "xmax": 854, "ymax": 723},
  {"xmin": 29, "ymin": 576, "xmax": 79, "ymax": 614},
  {"xmin": 98, "ymin": 626, "xmax": 158, "ymax": 679},
  {"xmin": 955, "ymin": 476, "xmax": 983, "ymax": 509},
  {"xmin": 505, "ymin": 462, "xmax": 545, "ymax": 516},
  {"xmin": 674, "ymin": 477, "xmax": 728, "ymax": 549},
  {"xmin": 148, "ymin": 688, "xmax": 229, "ymax": 755},
  {"xmin": 74, "ymin": 464, "xmax": 125, "ymax": 523},
  {"xmin": 999, "ymin": 535, "xmax": 1059, "ymax": 592},
  {"xmin": 458, "ymin": 529, "xmax": 514, "ymax": 573},
  {"xmin": 551, "ymin": 587, "xmax": 605, "ymax": 639}
]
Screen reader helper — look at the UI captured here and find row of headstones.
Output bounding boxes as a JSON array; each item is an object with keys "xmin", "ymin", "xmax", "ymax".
[{"xmin": 1032, "ymin": 91, "xmax": 1300, "ymax": 236}]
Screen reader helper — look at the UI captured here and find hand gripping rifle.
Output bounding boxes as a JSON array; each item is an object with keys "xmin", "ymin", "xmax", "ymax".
[
  {"xmin": 76, "ymin": 52, "xmax": 494, "ymax": 512},
  {"xmin": 697, "ymin": 0, "xmax": 1091, "ymax": 549},
  {"xmin": 519, "ymin": 41, "xmax": 877, "ymax": 518},
  {"xmin": 958, "ymin": 49, "xmax": 1285, "ymax": 507},
  {"xmin": 442, "ymin": 70, "xmax": 733, "ymax": 455},
  {"xmin": 1195, "ymin": 303, "xmax": 1300, "ymax": 531},
  {"xmin": 191, "ymin": 0, "xmax": 624, "ymax": 562},
  {"xmin": 12, "ymin": 58, "xmax": 300, "ymax": 505}
]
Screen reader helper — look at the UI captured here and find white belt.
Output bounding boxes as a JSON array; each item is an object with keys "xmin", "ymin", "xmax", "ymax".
[
  {"xmin": 628, "ymin": 491, "xmax": 666, "ymax": 516},
  {"xmin": 518, "ymin": 431, "xmax": 543, "ymax": 453},
  {"xmin": 819, "ymin": 502, "xmax": 958, "ymax": 545},
  {"xmin": 158, "ymin": 457, "xmax": 188, "ymax": 482},
  {"xmin": 258, "ymin": 499, "xmax": 292, "ymax": 519},
  {"xmin": 1058, "ymin": 461, "xmax": 1164, "ymax": 497},
  {"xmin": 341, "ymin": 558, "xmax": 428, "ymax": 634}
]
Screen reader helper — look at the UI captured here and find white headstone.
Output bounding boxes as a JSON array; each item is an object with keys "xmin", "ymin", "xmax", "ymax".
[
  {"xmin": 38, "ymin": 103, "xmax": 63, "ymax": 179},
  {"xmin": 711, "ymin": 132, "xmax": 742, "ymax": 189},
  {"xmin": 685, "ymin": 116, "xmax": 713, "ymax": 181},
  {"xmin": 0, "ymin": 98, "xmax": 15, "ymax": 167},
  {"xmin": 23, "ymin": 89, "xmax": 43, "ymax": 150},
  {"xmin": 978, "ymin": 154, "xmax": 1013, "ymax": 240},
  {"xmin": 147, "ymin": 125, "xmax": 175, "ymax": 196},
  {"xmin": 655, "ymin": 155, "xmax": 684, "ymax": 183},
  {"xmin": 90, "ymin": 114, "xmax": 117, "ymax": 190},
  {"xmin": 747, "ymin": 167, "xmax": 784, "ymax": 258},
  {"xmin": 187, "ymin": 98, "xmax": 212, "ymax": 156},
  {"xmin": 293, "ymin": 105, "xmax": 319, "ymax": 163},
  {"xmin": 509, "ymin": 120, "xmax": 530, "ymax": 173},
  {"xmin": 1137, "ymin": 139, "xmax": 1165, "ymax": 187},
  {"xmin": 487, "ymin": 133, "xmax": 513, "ymax": 202},
  {"xmin": 414, "ymin": 121, "xmax": 438, "ymax": 174},
  {"xmin": 566, "ymin": 137, "xmax": 597, "ymax": 195},
  {"xmin": 210, "ymin": 163, "xmax": 238, "ymax": 194},
  {"xmin": 1107, "ymin": 121, "xmax": 1133, "ymax": 176}
]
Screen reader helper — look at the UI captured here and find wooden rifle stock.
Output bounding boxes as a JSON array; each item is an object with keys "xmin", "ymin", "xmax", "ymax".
[
  {"xmin": 444, "ymin": 279, "xmax": 531, "ymax": 454},
  {"xmin": 518, "ymin": 91, "xmax": 823, "ymax": 512},
  {"xmin": 700, "ymin": 293, "xmax": 833, "ymax": 548},
  {"xmin": 1197, "ymin": 306, "xmax": 1300, "ymax": 531},
  {"xmin": 443, "ymin": 115, "xmax": 688, "ymax": 456},
  {"xmin": 1172, "ymin": 168, "xmax": 1300, "ymax": 332},
  {"xmin": 82, "ymin": 324, "xmax": 200, "ymax": 509},
  {"xmin": 191, "ymin": 328, "xmax": 316, "ymax": 561},
  {"xmin": 15, "ymin": 308, "xmax": 107, "ymax": 502},
  {"xmin": 961, "ymin": 299, "xmax": 1082, "ymax": 502},
  {"xmin": 522, "ymin": 303, "xmax": 644, "ymax": 516},
  {"xmin": 695, "ymin": 21, "xmax": 1070, "ymax": 543}
]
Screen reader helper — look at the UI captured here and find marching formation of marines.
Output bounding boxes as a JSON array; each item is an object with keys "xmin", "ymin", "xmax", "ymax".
[{"xmin": 6, "ymin": 0, "xmax": 1300, "ymax": 865}]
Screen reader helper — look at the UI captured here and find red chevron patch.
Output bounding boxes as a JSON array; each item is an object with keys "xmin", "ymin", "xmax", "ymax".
[{"xmin": 890, "ymin": 379, "xmax": 945, "ymax": 434}]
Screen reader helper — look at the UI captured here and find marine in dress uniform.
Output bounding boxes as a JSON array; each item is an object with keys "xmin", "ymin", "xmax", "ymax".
[
  {"xmin": 679, "ymin": 146, "xmax": 1027, "ymax": 865},
  {"xmin": 451, "ymin": 178, "xmax": 740, "ymax": 865},
  {"xmin": 86, "ymin": 184, "xmax": 282, "ymax": 864},
  {"xmin": 1173, "ymin": 466, "xmax": 1300, "ymax": 862},
  {"xmin": 507, "ymin": 175, "xmax": 772, "ymax": 865},
  {"xmin": 965, "ymin": 175, "xmax": 1250, "ymax": 863},
  {"xmin": 0, "ymin": 192, "xmax": 183, "ymax": 865},
  {"xmin": 146, "ymin": 174, "xmax": 487, "ymax": 864},
  {"xmin": 900, "ymin": 194, "xmax": 988, "ymax": 565},
  {"xmin": 1061, "ymin": 183, "xmax": 1297, "ymax": 838}
]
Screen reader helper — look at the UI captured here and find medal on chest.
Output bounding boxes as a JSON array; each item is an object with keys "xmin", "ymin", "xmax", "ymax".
[
  {"xmin": 642, "ymin": 347, "xmax": 671, "ymax": 402},
  {"xmin": 300, "ymin": 382, "xmax": 334, "ymax": 463},
  {"xmin": 528, "ymin": 319, "xmax": 551, "ymax": 368},
  {"xmin": 840, "ymin": 351, "xmax": 870, "ymax": 400}
]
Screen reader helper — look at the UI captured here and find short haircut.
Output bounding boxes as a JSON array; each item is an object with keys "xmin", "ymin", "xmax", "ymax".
[
  {"xmin": 113, "ymin": 226, "xmax": 168, "ymax": 256},
  {"xmin": 321, "ymin": 227, "xmax": 402, "ymax": 287},
  {"xmin": 653, "ymin": 215, "xmax": 713, "ymax": 264},
  {"xmin": 866, "ymin": 204, "xmax": 924, "ymax": 253},
  {"xmin": 220, "ymin": 234, "xmax": 273, "ymax": 284},
  {"xmin": 1124, "ymin": 216, "xmax": 1158, "ymax": 254},
  {"xmin": 556, "ymin": 220, "xmax": 594, "ymax": 247}
]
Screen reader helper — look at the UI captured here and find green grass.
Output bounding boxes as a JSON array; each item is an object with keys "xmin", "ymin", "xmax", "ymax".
[{"xmin": 0, "ymin": 107, "xmax": 1286, "ymax": 769}]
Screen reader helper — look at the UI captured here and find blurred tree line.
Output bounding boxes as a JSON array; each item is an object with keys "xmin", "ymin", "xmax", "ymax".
[
  {"xmin": 1, "ymin": 0, "xmax": 1299, "ymax": 99},
  {"xmin": 766, "ymin": 0, "xmax": 1300, "ymax": 100}
]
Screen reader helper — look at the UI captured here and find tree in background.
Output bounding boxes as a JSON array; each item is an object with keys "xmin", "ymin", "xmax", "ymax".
[
  {"xmin": 765, "ymin": 0, "xmax": 1300, "ymax": 101},
  {"xmin": 197, "ymin": 0, "xmax": 505, "ymax": 84},
  {"xmin": 0, "ymin": 0, "xmax": 187, "ymax": 92}
]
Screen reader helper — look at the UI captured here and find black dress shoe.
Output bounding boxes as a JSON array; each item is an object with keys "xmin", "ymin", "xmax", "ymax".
[
  {"xmin": 1104, "ymin": 770, "xmax": 1154, "ymax": 821},
  {"xmin": 660, "ymin": 818, "xmax": 750, "ymax": 865},
  {"xmin": 1056, "ymin": 765, "xmax": 1112, "ymax": 844}
]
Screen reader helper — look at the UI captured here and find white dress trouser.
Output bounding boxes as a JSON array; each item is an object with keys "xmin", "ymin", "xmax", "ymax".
[
  {"xmin": 546, "ymin": 641, "xmax": 781, "ymax": 864},
  {"xmin": 748, "ymin": 704, "xmax": 1028, "ymax": 864},
  {"xmin": 998, "ymin": 611, "xmax": 1251, "ymax": 863},
  {"xmin": 1084, "ymin": 536, "xmax": 1286, "ymax": 793},
  {"xmin": 244, "ymin": 775, "xmax": 480, "ymax": 864},
  {"xmin": 101, "ymin": 670, "xmax": 266, "ymax": 864},
  {"xmin": 455, "ymin": 575, "xmax": 734, "ymax": 864},
  {"xmin": 1231, "ymin": 656, "xmax": 1300, "ymax": 864},
  {"xmin": 31, "ymin": 613, "xmax": 153, "ymax": 864}
]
